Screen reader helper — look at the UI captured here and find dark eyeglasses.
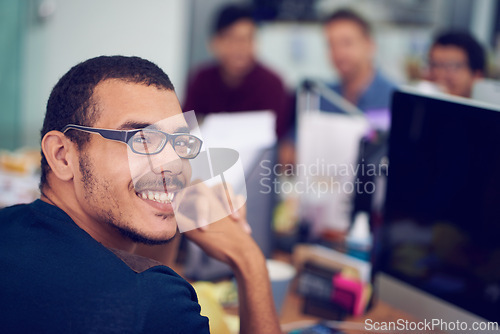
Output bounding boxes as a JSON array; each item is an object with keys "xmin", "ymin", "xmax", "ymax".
[
  {"xmin": 61, "ymin": 124, "xmax": 203, "ymax": 159},
  {"xmin": 429, "ymin": 61, "xmax": 468, "ymax": 71}
]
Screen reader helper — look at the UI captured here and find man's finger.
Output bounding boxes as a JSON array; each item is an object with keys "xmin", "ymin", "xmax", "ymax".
[
  {"xmin": 195, "ymin": 196, "xmax": 210, "ymax": 231},
  {"xmin": 234, "ymin": 195, "xmax": 251, "ymax": 234},
  {"xmin": 213, "ymin": 183, "xmax": 241, "ymax": 220}
]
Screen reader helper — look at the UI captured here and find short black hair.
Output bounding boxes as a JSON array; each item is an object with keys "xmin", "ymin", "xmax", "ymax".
[
  {"xmin": 431, "ymin": 31, "xmax": 486, "ymax": 73},
  {"xmin": 323, "ymin": 8, "xmax": 372, "ymax": 37},
  {"xmin": 212, "ymin": 4, "xmax": 254, "ymax": 36},
  {"xmin": 40, "ymin": 55, "xmax": 174, "ymax": 190}
]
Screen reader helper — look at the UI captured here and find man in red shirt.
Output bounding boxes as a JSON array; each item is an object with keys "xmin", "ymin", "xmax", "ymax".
[{"xmin": 183, "ymin": 4, "xmax": 291, "ymax": 140}]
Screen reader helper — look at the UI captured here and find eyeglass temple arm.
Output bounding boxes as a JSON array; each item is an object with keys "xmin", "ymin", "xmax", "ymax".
[
  {"xmin": 98, "ymin": 128, "xmax": 133, "ymax": 142},
  {"xmin": 62, "ymin": 125, "xmax": 133, "ymax": 143}
]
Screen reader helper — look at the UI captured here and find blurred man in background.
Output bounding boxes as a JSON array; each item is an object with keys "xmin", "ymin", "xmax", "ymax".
[
  {"xmin": 427, "ymin": 31, "xmax": 486, "ymax": 98},
  {"xmin": 280, "ymin": 9, "xmax": 397, "ymax": 168},
  {"xmin": 183, "ymin": 4, "xmax": 291, "ymax": 140},
  {"xmin": 322, "ymin": 8, "xmax": 396, "ymax": 113}
]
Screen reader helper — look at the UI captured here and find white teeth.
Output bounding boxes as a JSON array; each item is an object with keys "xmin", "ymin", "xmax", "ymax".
[{"xmin": 137, "ymin": 191, "xmax": 174, "ymax": 204}]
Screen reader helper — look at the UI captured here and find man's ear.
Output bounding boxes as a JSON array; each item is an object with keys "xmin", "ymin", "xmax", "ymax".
[{"xmin": 41, "ymin": 131, "xmax": 77, "ymax": 182}]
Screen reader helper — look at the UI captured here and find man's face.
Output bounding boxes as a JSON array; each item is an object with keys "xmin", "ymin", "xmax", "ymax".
[
  {"xmin": 74, "ymin": 80, "xmax": 191, "ymax": 244},
  {"xmin": 324, "ymin": 19, "xmax": 374, "ymax": 81},
  {"xmin": 428, "ymin": 45, "xmax": 480, "ymax": 98},
  {"xmin": 211, "ymin": 19, "xmax": 256, "ymax": 78}
]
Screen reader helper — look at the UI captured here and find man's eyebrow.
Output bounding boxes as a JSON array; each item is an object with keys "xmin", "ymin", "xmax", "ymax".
[
  {"xmin": 118, "ymin": 121, "xmax": 190, "ymax": 134},
  {"xmin": 117, "ymin": 121, "xmax": 152, "ymax": 130},
  {"xmin": 174, "ymin": 126, "xmax": 190, "ymax": 133}
]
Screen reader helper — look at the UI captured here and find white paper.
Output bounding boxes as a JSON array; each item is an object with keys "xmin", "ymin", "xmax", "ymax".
[
  {"xmin": 200, "ymin": 111, "xmax": 277, "ymax": 175},
  {"xmin": 297, "ymin": 110, "xmax": 369, "ymax": 234}
]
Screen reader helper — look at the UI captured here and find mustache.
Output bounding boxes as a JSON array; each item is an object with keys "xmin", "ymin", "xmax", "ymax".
[{"xmin": 134, "ymin": 173, "xmax": 185, "ymax": 192}]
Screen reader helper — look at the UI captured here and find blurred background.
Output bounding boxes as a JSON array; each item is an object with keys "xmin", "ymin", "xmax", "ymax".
[
  {"xmin": 2, "ymin": 0, "xmax": 500, "ymax": 231},
  {"xmin": 2, "ymin": 1, "xmax": 500, "ymax": 330},
  {"xmin": 2, "ymin": 0, "xmax": 500, "ymax": 150},
  {"xmin": 2, "ymin": 0, "xmax": 500, "ymax": 249}
]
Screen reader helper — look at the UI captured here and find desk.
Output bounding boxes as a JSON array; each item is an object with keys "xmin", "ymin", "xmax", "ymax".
[
  {"xmin": 187, "ymin": 250, "xmax": 430, "ymax": 333},
  {"xmin": 280, "ymin": 289, "xmax": 421, "ymax": 333},
  {"xmin": 273, "ymin": 251, "xmax": 424, "ymax": 333}
]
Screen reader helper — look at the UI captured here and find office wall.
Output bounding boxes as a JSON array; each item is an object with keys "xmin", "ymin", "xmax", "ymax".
[
  {"xmin": 20, "ymin": 0, "xmax": 189, "ymax": 148},
  {"xmin": 256, "ymin": 22, "xmax": 435, "ymax": 89},
  {"xmin": 257, "ymin": 23, "xmax": 335, "ymax": 89},
  {"xmin": 187, "ymin": 0, "xmax": 247, "ymax": 69},
  {"xmin": 0, "ymin": 1, "xmax": 25, "ymax": 150}
]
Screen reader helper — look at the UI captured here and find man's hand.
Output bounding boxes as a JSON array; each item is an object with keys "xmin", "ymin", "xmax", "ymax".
[
  {"xmin": 182, "ymin": 183, "xmax": 281, "ymax": 334},
  {"xmin": 184, "ymin": 198, "xmax": 257, "ymax": 270},
  {"xmin": 178, "ymin": 181, "xmax": 260, "ymax": 270},
  {"xmin": 174, "ymin": 181, "xmax": 250, "ymax": 233}
]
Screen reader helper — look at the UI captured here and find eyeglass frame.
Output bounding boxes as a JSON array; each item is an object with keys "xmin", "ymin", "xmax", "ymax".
[
  {"xmin": 60, "ymin": 124, "xmax": 203, "ymax": 159},
  {"xmin": 428, "ymin": 61, "xmax": 469, "ymax": 72}
]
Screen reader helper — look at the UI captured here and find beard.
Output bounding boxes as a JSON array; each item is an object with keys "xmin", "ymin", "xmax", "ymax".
[
  {"xmin": 133, "ymin": 171, "xmax": 185, "ymax": 194},
  {"xmin": 78, "ymin": 153, "xmax": 177, "ymax": 245}
]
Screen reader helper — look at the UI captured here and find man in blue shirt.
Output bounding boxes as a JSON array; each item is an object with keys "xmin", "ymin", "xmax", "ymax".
[
  {"xmin": 322, "ymin": 9, "xmax": 396, "ymax": 113},
  {"xmin": 0, "ymin": 56, "xmax": 280, "ymax": 333}
]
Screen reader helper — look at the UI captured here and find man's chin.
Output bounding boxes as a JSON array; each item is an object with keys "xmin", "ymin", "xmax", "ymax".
[
  {"xmin": 337, "ymin": 67, "xmax": 354, "ymax": 79},
  {"xmin": 114, "ymin": 222, "xmax": 178, "ymax": 246},
  {"xmin": 136, "ymin": 235, "xmax": 176, "ymax": 246}
]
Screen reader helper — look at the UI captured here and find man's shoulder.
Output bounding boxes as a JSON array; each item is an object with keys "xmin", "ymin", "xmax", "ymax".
[
  {"xmin": 253, "ymin": 62, "xmax": 284, "ymax": 84},
  {"xmin": 358, "ymin": 70, "xmax": 398, "ymax": 111},
  {"xmin": 0, "ymin": 201, "xmax": 38, "ymax": 228},
  {"xmin": 108, "ymin": 247, "xmax": 165, "ymax": 274},
  {"xmin": 109, "ymin": 248, "xmax": 201, "ymax": 307},
  {"xmin": 0, "ymin": 201, "xmax": 32, "ymax": 215},
  {"xmin": 326, "ymin": 80, "xmax": 342, "ymax": 92},
  {"xmin": 130, "ymin": 259, "xmax": 210, "ymax": 333},
  {"xmin": 371, "ymin": 70, "xmax": 397, "ymax": 91}
]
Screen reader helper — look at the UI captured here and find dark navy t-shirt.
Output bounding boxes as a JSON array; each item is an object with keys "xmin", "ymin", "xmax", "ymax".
[{"xmin": 0, "ymin": 199, "xmax": 209, "ymax": 333}]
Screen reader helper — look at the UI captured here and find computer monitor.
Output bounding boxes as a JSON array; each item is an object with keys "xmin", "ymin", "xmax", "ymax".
[{"xmin": 374, "ymin": 87, "xmax": 500, "ymax": 332}]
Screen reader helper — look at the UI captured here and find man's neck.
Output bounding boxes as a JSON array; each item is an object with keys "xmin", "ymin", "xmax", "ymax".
[
  {"xmin": 40, "ymin": 188, "xmax": 136, "ymax": 253},
  {"xmin": 219, "ymin": 62, "xmax": 255, "ymax": 88},
  {"xmin": 341, "ymin": 64, "xmax": 375, "ymax": 105}
]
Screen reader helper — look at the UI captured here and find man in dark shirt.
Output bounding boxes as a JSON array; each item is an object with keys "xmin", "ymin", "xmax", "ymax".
[
  {"xmin": 0, "ymin": 56, "xmax": 280, "ymax": 333},
  {"xmin": 183, "ymin": 4, "xmax": 291, "ymax": 140}
]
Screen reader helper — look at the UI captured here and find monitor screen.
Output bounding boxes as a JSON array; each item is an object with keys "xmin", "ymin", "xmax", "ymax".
[{"xmin": 375, "ymin": 89, "xmax": 500, "ymax": 322}]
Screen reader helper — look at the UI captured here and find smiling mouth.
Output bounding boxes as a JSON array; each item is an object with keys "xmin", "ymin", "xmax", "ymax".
[{"xmin": 136, "ymin": 190, "xmax": 174, "ymax": 204}]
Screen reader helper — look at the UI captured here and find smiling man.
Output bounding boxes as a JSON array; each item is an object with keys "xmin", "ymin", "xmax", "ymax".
[{"xmin": 0, "ymin": 56, "xmax": 280, "ymax": 333}]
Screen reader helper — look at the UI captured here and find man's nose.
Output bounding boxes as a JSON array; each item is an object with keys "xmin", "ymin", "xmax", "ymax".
[{"xmin": 150, "ymin": 142, "xmax": 183, "ymax": 175}]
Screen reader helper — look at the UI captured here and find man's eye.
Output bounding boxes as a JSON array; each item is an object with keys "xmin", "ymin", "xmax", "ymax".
[
  {"xmin": 133, "ymin": 136, "xmax": 150, "ymax": 144},
  {"xmin": 175, "ymin": 139, "xmax": 187, "ymax": 147}
]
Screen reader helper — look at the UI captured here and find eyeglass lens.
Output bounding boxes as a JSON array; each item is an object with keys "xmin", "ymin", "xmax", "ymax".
[{"xmin": 130, "ymin": 130, "xmax": 200, "ymax": 158}]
